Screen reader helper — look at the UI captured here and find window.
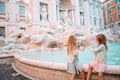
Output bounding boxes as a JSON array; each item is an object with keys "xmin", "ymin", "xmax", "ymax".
[
  {"xmin": 19, "ymin": 6, "xmax": 25, "ymax": 16},
  {"xmin": 93, "ymin": 3, "xmax": 95, "ymax": 9},
  {"xmin": 103, "ymin": 7, "xmax": 105, "ymax": 10},
  {"xmin": 118, "ymin": 22, "xmax": 120, "ymax": 26},
  {"xmin": 80, "ymin": 12, "xmax": 84, "ymax": 25},
  {"xmin": 94, "ymin": 17, "xmax": 96, "ymax": 26},
  {"xmin": 0, "ymin": 27, "xmax": 5, "ymax": 37},
  {"xmin": 108, "ymin": 10, "xmax": 112, "ymax": 14},
  {"xmin": 109, "ymin": 25, "xmax": 111, "ymax": 28},
  {"xmin": 112, "ymin": 24, "xmax": 114, "ymax": 28},
  {"xmin": 0, "ymin": 2, "xmax": 5, "ymax": 14},
  {"xmin": 118, "ymin": 14, "xmax": 120, "ymax": 19},
  {"xmin": 109, "ymin": 16, "xmax": 112, "ymax": 22},
  {"xmin": 79, "ymin": 0, "xmax": 83, "ymax": 9},
  {"xmin": 118, "ymin": 6, "xmax": 120, "ymax": 10},
  {"xmin": 109, "ymin": 24, "xmax": 114, "ymax": 28},
  {"xmin": 90, "ymin": 16, "xmax": 92, "ymax": 25},
  {"xmin": 98, "ymin": 6, "xmax": 102, "ymax": 13},
  {"xmin": 20, "ymin": 27, "xmax": 25, "ymax": 31},
  {"xmin": 107, "ymin": 3, "xmax": 111, "ymax": 8},
  {"xmin": 99, "ymin": 19, "xmax": 102, "ymax": 27},
  {"xmin": 116, "ymin": 0, "xmax": 120, "ymax": 4}
]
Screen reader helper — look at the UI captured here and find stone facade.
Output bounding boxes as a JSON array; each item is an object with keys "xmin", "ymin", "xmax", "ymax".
[
  {"xmin": 0, "ymin": 0, "xmax": 104, "ymax": 37},
  {"xmin": 0, "ymin": 0, "xmax": 29, "ymax": 37}
]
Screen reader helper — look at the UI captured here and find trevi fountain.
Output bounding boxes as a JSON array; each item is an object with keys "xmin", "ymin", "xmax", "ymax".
[{"xmin": 0, "ymin": 0, "xmax": 120, "ymax": 80}]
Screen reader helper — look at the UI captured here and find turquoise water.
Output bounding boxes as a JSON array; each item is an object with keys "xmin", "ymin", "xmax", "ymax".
[{"xmin": 24, "ymin": 44, "xmax": 120, "ymax": 65}]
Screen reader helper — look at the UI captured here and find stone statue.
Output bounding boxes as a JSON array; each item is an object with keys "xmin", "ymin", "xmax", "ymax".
[
  {"xmin": 80, "ymin": 13, "xmax": 84, "ymax": 25},
  {"xmin": 61, "ymin": 11, "xmax": 73, "ymax": 26},
  {"xmin": 40, "ymin": 5, "xmax": 48, "ymax": 23}
]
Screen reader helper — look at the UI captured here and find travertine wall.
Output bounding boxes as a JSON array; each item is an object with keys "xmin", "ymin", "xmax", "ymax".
[
  {"xmin": 0, "ymin": 0, "xmax": 29, "ymax": 37},
  {"xmin": 0, "ymin": 0, "xmax": 104, "ymax": 37}
]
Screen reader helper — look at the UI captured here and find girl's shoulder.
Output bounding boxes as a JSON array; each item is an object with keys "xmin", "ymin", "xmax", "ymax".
[
  {"xmin": 99, "ymin": 44, "xmax": 106, "ymax": 49},
  {"xmin": 100, "ymin": 44, "xmax": 105, "ymax": 47}
]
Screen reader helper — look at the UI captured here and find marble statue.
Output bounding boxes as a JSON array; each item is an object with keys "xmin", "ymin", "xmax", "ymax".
[
  {"xmin": 61, "ymin": 11, "xmax": 73, "ymax": 26},
  {"xmin": 40, "ymin": 5, "xmax": 48, "ymax": 23}
]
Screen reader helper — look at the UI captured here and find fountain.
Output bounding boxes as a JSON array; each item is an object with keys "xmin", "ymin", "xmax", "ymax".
[
  {"xmin": 0, "ymin": 22, "xmax": 120, "ymax": 80},
  {"xmin": 0, "ymin": 0, "xmax": 120, "ymax": 80}
]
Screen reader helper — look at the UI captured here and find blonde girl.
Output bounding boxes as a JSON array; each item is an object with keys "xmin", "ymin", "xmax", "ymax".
[{"xmin": 67, "ymin": 35, "xmax": 85, "ymax": 80}]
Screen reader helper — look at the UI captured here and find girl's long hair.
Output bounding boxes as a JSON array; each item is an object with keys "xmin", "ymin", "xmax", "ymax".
[
  {"xmin": 96, "ymin": 34, "xmax": 108, "ymax": 50},
  {"xmin": 67, "ymin": 35, "xmax": 77, "ymax": 55}
]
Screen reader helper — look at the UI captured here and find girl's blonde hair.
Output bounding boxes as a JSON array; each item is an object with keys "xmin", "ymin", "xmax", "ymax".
[
  {"xmin": 67, "ymin": 35, "xmax": 77, "ymax": 54},
  {"xmin": 96, "ymin": 34, "xmax": 108, "ymax": 50}
]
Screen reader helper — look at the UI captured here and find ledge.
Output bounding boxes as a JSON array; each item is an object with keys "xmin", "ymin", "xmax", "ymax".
[
  {"xmin": 0, "ymin": 54, "xmax": 14, "ymax": 59},
  {"xmin": 13, "ymin": 55, "xmax": 120, "ymax": 80},
  {"xmin": 0, "ymin": 13, "xmax": 9, "ymax": 20},
  {"xmin": 14, "ymin": 54, "xmax": 120, "ymax": 75}
]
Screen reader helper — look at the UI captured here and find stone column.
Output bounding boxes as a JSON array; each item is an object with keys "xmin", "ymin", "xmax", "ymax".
[
  {"xmin": 101, "ymin": 8, "xmax": 105, "ymax": 30},
  {"xmin": 5, "ymin": 0, "xmax": 9, "ymax": 21},
  {"xmin": 33, "ymin": 0, "xmax": 40, "ymax": 23},
  {"xmin": 73, "ymin": 0, "xmax": 80, "ymax": 27},
  {"xmin": 48, "ymin": 0, "xmax": 57, "ymax": 24},
  {"xmin": 70, "ymin": 0, "xmax": 75, "ymax": 26},
  {"xmin": 5, "ymin": 1, "xmax": 8, "ymax": 13},
  {"xmin": 71, "ymin": 9, "xmax": 75, "ymax": 26},
  {"xmin": 25, "ymin": 4, "xmax": 29, "ymax": 23},
  {"xmin": 84, "ymin": 0, "xmax": 90, "ymax": 26},
  {"xmin": 30, "ymin": 0, "xmax": 41, "ymax": 33},
  {"xmin": 56, "ymin": 0, "xmax": 61, "ymax": 21},
  {"xmin": 84, "ymin": 0, "xmax": 91, "ymax": 33}
]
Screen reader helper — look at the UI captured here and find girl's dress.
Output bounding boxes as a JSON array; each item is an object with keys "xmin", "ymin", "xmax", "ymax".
[
  {"xmin": 89, "ymin": 44, "xmax": 107, "ymax": 72},
  {"xmin": 67, "ymin": 51, "xmax": 84, "ymax": 74},
  {"xmin": 90, "ymin": 54, "xmax": 107, "ymax": 72}
]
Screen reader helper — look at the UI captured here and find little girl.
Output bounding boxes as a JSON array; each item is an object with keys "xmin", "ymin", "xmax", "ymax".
[
  {"xmin": 86, "ymin": 34, "xmax": 108, "ymax": 80},
  {"xmin": 67, "ymin": 35, "xmax": 85, "ymax": 80}
]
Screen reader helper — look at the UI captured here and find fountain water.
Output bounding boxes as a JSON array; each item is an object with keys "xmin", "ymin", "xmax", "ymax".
[{"xmin": 0, "ymin": 23, "xmax": 120, "ymax": 80}]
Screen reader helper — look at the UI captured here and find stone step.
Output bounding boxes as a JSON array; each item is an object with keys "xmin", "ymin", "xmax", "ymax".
[{"xmin": 0, "ymin": 64, "xmax": 30, "ymax": 80}]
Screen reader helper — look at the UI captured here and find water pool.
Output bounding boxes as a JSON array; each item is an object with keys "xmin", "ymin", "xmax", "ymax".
[
  {"xmin": 23, "ymin": 44, "xmax": 120, "ymax": 65},
  {"xmin": 13, "ymin": 43, "xmax": 120, "ymax": 79}
]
